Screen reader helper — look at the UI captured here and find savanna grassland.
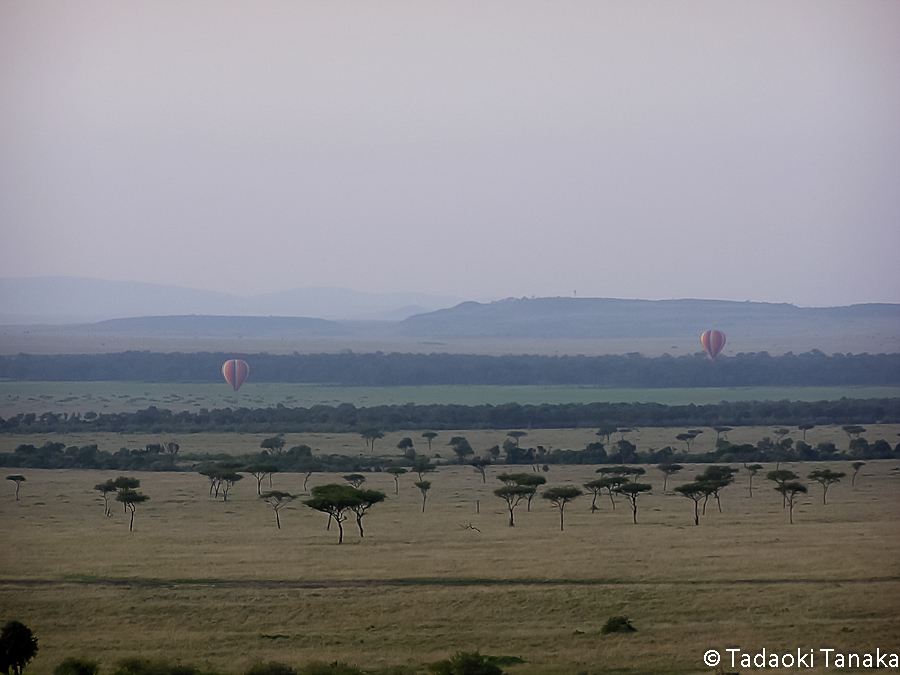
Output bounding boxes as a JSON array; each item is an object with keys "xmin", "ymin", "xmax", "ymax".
[
  {"xmin": 2, "ymin": 430, "xmax": 899, "ymax": 675},
  {"xmin": 3, "ymin": 381, "xmax": 900, "ymax": 420}
]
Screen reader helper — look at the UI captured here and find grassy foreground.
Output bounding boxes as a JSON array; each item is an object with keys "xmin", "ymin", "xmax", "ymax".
[{"xmin": 1, "ymin": 457, "xmax": 899, "ymax": 675}]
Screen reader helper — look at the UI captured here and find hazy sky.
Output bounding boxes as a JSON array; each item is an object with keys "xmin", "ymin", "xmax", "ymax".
[{"xmin": 1, "ymin": 1, "xmax": 898, "ymax": 307}]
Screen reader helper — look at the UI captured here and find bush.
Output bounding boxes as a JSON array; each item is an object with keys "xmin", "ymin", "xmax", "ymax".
[
  {"xmin": 113, "ymin": 659, "xmax": 200, "ymax": 675},
  {"xmin": 55, "ymin": 658, "xmax": 100, "ymax": 675},
  {"xmin": 601, "ymin": 616, "xmax": 637, "ymax": 634},
  {"xmin": 245, "ymin": 664, "xmax": 295, "ymax": 675},
  {"xmin": 428, "ymin": 652, "xmax": 504, "ymax": 675}
]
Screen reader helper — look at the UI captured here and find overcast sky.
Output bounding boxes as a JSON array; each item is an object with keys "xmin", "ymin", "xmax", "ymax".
[{"xmin": 1, "ymin": 1, "xmax": 898, "ymax": 307}]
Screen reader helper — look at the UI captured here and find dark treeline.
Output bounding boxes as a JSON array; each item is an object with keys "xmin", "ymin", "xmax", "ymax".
[
  {"xmin": 2, "ymin": 398, "xmax": 898, "ymax": 435},
  {"xmin": 3, "ymin": 425, "xmax": 898, "ymax": 473},
  {"xmin": 1, "ymin": 349, "xmax": 899, "ymax": 386}
]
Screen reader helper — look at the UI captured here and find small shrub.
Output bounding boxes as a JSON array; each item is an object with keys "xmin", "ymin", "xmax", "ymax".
[
  {"xmin": 245, "ymin": 664, "xmax": 296, "ymax": 675},
  {"xmin": 428, "ymin": 652, "xmax": 504, "ymax": 675},
  {"xmin": 601, "ymin": 616, "xmax": 637, "ymax": 634},
  {"xmin": 114, "ymin": 659, "xmax": 199, "ymax": 675},
  {"xmin": 55, "ymin": 658, "xmax": 100, "ymax": 675}
]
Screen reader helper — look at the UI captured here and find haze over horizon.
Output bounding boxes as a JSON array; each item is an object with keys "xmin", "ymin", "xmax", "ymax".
[{"xmin": 2, "ymin": 2, "xmax": 899, "ymax": 308}]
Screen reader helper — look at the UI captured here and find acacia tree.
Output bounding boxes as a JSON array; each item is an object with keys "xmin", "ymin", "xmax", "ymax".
[
  {"xmin": 542, "ymin": 486, "xmax": 582, "ymax": 531},
  {"xmin": 851, "ymin": 461, "xmax": 865, "ymax": 487},
  {"xmin": 245, "ymin": 463, "xmax": 279, "ymax": 495},
  {"xmin": 448, "ymin": 437, "xmax": 474, "ymax": 464},
  {"xmin": 798, "ymin": 423, "xmax": 815, "ymax": 442},
  {"xmin": 507, "ymin": 430, "xmax": 527, "ymax": 447},
  {"xmin": 349, "ymin": 489, "xmax": 386, "ymax": 537},
  {"xmin": 297, "ymin": 456, "xmax": 324, "ymax": 491},
  {"xmin": 360, "ymin": 428, "xmax": 385, "ymax": 452},
  {"xmin": 93, "ymin": 479, "xmax": 117, "ymax": 516},
  {"xmin": 657, "ymin": 463, "xmax": 683, "ymax": 492},
  {"xmin": 260, "ymin": 435, "xmax": 286, "ymax": 456},
  {"xmin": 0, "ymin": 620, "xmax": 38, "ymax": 675},
  {"xmin": 396, "ymin": 437, "xmax": 414, "ymax": 458},
  {"xmin": 675, "ymin": 482, "xmax": 707, "ymax": 526},
  {"xmin": 113, "ymin": 476, "xmax": 141, "ymax": 513},
  {"xmin": 583, "ymin": 479, "xmax": 605, "ymax": 513},
  {"xmin": 696, "ymin": 465, "xmax": 738, "ymax": 514},
  {"xmin": 744, "ymin": 464, "xmax": 764, "ymax": 497},
  {"xmin": 598, "ymin": 475, "xmax": 630, "ymax": 510},
  {"xmin": 116, "ymin": 489, "xmax": 149, "ymax": 532},
  {"xmin": 6, "ymin": 475, "xmax": 25, "ymax": 502},
  {"xmin": 494, "ymin": 484, "xmax": 532, "ymax": 527},
  {"xmin": 421, "ymin": 431, "xmax": 438, "ymax": 452},
  {"xmin": 303, "ymin": 484, "xmax": 359, "ymax": 544},
  {"xmin": 388, "ymin": 467, "xmax": 407, "ymax": 495},
  {"xmin": 412, "ymin": 456, "xmax": 436, "ymax": 481},
  {"xmin": 414, "ymin": 480, "xmax": 431, "ymax": 512},
  {"xmin": 776, "ymin": 481, "xmax": 807, "ymax": 524},
  {"xmin": 615, "ymin": 482, "xmax": 652, "ymax": 524},
  {"xmin": 498, "ymin": 473, "xmax": 546, "ymax": 511},
  {"xmin": 767, "ymin": 469, "xmax": 799, "ymax": 508},
  {"xmin": 261, "ymin": 491, "xmax": 295, "ymax": 529},
  {"xmin": 219, "ymin": 471, "xmax": 243, "ymax": 501},
  {"xmin": 470, "ymin": 457, "xmax": 491, "ymax": 483},
  {"xmin": 343, "ymin": 474, "xmax": 366, "ymax": 488},
  {"xmin": 807, "ymin": 469, "xmax": 845, "ymax": 504}
]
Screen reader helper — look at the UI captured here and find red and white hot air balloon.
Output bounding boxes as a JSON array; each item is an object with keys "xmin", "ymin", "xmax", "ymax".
[
  {"xmin": 701, "ymin": 330, "xmax": 726, "ymax": 360},
  {"xmin": 222, "ymin": 359, "xmax": 250, "ymax": 391}
]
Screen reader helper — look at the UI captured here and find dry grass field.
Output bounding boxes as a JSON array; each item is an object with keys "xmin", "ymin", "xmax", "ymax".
[
  {"xmin": 1, "ymin": 432, "xmax": 899, "ymax": 674},
  {"xmin": 3, "ymin": 381, "xmax": 900, "ymax": 419}
]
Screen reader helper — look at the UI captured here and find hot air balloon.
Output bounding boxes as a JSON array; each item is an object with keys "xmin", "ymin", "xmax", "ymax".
[
  {"xmin": 222, "ymin": 359, "xmax": 250, "ymax": 391},
  {"xmin": 701, "ymin": 330, "xmax": 726, "ymax": 360}
]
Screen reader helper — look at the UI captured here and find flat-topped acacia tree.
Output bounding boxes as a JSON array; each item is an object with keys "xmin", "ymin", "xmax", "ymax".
[
  {"xmin": 6, "ymin": 475, "xmax": 25, "ymax": 501},
  {"xmin": 414, "ymin": 481, "xmax": 431, "ymax": 513},
  {"xmin": 494, "ymin": 484, "xmax": 533, "ymax": 527},
  {"xmin": 614, "ymin": 482, "xmax": 653, "ymax": 524},
  {"xmin": 851, "ymin": 461, "xmax": 865, "ymax": 487},
  {"xmin": 93, "ymin": 479, "xmax": 117, "ymax": 516},
  {"xmin": 261, "ymin": 491, "xmax": 294, "ymax": 530},
  {"xmin": 388, "ymin": 467, "xmax": 407, "ymax": 495},
  {"xmin": 807, "ymin": 469, "xmax": 845, "ymax": 504},
  {"xmin": 656, "ymin": 463, "xmax": 683, "ymax": 492},
  {"xmin": 303, "ymin": 484, "xmax": 360, "ymax": 544},
  {"xmin": 776, "ymin": 481, "xmax": 807, "ymax": 524},
  {"xmin": 675, "ymin": 482, "xmax": 708, "ymax": 526},
  {"xmin": 116, "ymin": 489, "xmax": 149, "ymax": 532},
  {"xmin": 542, "ymin": 486, "xmax": 582, "ymax": 531},
  {"xmin": 349, "ymin": 489, "xmax": 386, "ymax": 537},
  {"xmin": 767, "ymin": 469, "xmax": 799, "ymax": 508},
  {"xmin": 744, "ymin": 464, "xmax": 764, "ymax": 497}
]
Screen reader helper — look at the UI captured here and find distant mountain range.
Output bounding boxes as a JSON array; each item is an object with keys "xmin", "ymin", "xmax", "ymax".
[
  {"xmin": 1, "ymin": 278, "xmax": 897, "ymax": 353},
  {"xmin": 395, "ymin": 297, "xmax": 900, "ymax": 339},
  {"xmin": 0, "ymin": 277, "xmax": 462, "ymax": 324}
]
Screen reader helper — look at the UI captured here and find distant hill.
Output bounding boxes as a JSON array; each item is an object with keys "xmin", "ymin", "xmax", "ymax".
[
  {"xmin": 0, "ymin": 277, "xmax": 461, "ymax": 324},
  {"xmin": 73, "ymin": 315, "xmax": 350, "ymax": 338},
  {"xmin": 395, "ymin": 297, "xmax": 900, "ymax": 341}
]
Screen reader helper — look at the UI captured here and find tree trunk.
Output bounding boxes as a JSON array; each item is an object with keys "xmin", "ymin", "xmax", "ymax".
[{"xmin": 275, "ymin": 510, "xmax": 281, "ymax": 529}]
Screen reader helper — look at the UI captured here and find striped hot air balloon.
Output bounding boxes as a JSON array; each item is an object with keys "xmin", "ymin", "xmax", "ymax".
[
  {"xmin": 222, "ymin": 359, "xmax": 250, "ymax": 391},
  {"xmin": 701, "ymin": 330, "xmax": 726, "ymax": 360}
]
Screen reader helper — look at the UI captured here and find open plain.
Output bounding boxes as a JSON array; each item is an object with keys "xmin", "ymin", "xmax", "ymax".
[{"xmin": 1, "ymin": 440, "xmax": 899, "ymax": 675}]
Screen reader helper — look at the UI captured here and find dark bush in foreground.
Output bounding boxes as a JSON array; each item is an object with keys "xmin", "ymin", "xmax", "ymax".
[
  {"xmin": 428, "ymin": 652, "xmax": 504, "ymax": 675},
  {"xmin": 54, "ymin": 658, "xmax": 100, "ymax": 675},
  {"xmin": 245, "ymin": 664, "xmax": 295, "ymax": 675},
  {"xmin": 601, "ymin": 616, "xmax": 637, "ymax": 634}
]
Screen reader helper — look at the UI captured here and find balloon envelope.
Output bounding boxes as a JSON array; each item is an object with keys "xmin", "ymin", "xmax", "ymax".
[
  {"xmin": 222, "ymin": 359, "xmax": 250, "ymax": 391},
  {"xmin": 701, "ymin": 330, "xmax": 726, "ymax": 359}
]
